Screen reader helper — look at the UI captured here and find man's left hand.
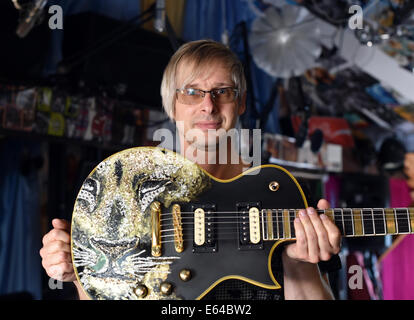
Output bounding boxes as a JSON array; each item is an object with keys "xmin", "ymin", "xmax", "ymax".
[{"xmin": 285, "ymin": 199, "xmax": 342, "ymax": 264}]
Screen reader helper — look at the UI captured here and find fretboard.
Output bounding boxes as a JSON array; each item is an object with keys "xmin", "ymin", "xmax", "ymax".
[{"xmin": 260, "ymin": 208, "xmax": 414, "ymax": 241}]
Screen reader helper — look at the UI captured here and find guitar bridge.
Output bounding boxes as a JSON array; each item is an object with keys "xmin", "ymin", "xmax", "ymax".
[{"xmin": 192, "ymin": 204, "xmax": 217, "ymax": 253}]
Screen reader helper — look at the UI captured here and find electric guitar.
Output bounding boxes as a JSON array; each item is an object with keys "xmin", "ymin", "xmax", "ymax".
[{"xmin": 71, "ymin": 147, "xmax": 413, "ymax": 300}]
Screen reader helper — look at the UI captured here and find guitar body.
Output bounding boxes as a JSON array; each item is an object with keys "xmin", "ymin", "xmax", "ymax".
[{"xmin": 71, "ymin": 147, "xmax": 308, "ymax": 300}]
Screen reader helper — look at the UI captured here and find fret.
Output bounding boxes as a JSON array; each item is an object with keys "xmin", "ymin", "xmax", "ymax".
[
  {"xmin": 277, "ymin": 209, "xmax": 284, "ymax": 239},
  {"xmin": 372, "ymin": 209, "xmax": 376, "ymax": 235},
  {"xmin": 395, "ymin": 208, "xmax": 410, "ymax": 234},
  {"xmin": 373, "ymin": 208, "xmax": 386, "ymax": 235},
  {"xmin": 283, "ymin": 209, "xmax": 291, "ymax": 239},
  {"xmin": 353, "ymin": 209, "xmax": 363, "ymax": 236},
  {"xmin": 362, "ymin": 208, "xmax": 374, "ymax": 235},
  {"xmin": 289, "ymin": 209, "xmax": 296, "ymax": 239},
  {"xmin": 385, "ymin": 208, "xmax": 396, "ymax": 234},
  {"xmin": 333, "ymin": 209, "xmax": 345, "ymax": 235},
  {"xmin": 343, "ymin": 208, "xmax": 354, "ymax": 236}
]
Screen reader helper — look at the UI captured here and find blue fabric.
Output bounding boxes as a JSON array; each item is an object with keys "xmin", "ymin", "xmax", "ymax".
[
  {"xmin": 0, "ymin": 140, "xmax": 42, "ymax": 299},
  {"xmin": 182, "ymin": 0, "xmax": 281, "ymax": 133}
]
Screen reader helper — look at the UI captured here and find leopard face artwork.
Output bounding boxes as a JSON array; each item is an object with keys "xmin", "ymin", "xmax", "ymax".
[{"xmin": 71, "ymin": 147, "xmax": 211, "ymax": 300}]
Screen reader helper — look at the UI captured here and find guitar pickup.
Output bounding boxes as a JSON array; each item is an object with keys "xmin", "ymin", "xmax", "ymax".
[
  {"xmin": 237, "ymin": 202, "xmax": 263, "ymax": 250},
  {"xmin": 192, "ymin": 204, "xmax": 217, "ymax": 253}
]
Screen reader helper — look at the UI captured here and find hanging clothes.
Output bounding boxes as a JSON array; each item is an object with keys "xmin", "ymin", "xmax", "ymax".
[{"xmin": 0, "ymin": 139, "xmax": 42, "ymax": 299}]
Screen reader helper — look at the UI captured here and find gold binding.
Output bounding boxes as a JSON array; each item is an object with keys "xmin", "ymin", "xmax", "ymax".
[
  {"xmin": 151, "ymin": 201, "xmax": 162, "ymax": 257},
  {"xmin": 172, "ymin": 204, "xmax": 184, "ymax": 253}
]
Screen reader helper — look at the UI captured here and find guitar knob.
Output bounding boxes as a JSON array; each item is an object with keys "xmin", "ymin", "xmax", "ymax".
[
  {"xmin": 134, "ymin": 284, "xmax": 148, "ymax": 298},
  {"xmin": 160, "ymin": 282, "xmax": 173, "ymax": 295},
  {"xmin": 179, "ymin": 269, "xmax": 192, "ymax": 282}
]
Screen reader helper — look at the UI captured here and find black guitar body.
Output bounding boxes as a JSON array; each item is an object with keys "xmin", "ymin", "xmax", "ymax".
[
  {"xmin": 71, "ymin": 147, "xmax": 307, "ymax": 300},
  {"xmin": 165, "ymin": 166, "xmax": 306, "ymax": 299}
]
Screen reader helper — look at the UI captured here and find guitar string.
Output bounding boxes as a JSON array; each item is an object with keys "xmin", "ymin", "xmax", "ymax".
[
  {"xmin": 158, "ymin": 216, "xmax": 412, "ymax": 237},
  {"xmin": 158, "ymin": 227, "xmax": 405, "ymax": 237},
  {"xmin": 158, "ymin": 230, "xmax": 405, "ymax": 243},
  {"xmin": 159, "ymin": 208, "xmax": 413, "ymax": 216},
  {"xmin": 159, "ymin": 216, "xmax": 414, "ymax": 226},
  {"xmin": 160, "ymin": 214, "xmax": 414, "ymax": 222},
  {"xmin": 157, "ymin": 209, "xmax": 413, "ymax": 237},
  {"xmin": 158, "ymin": 216, "xmax": 412, "ymax": 240},
  {"xmin": 160, "ymin": 214, "xmax": 414, "ymax": 224},
  {"xmin": 159, "ymin": 211, "xmax": 414, "ymax": 217},
  {"xmin": 161, "ymin": 214, "xmax": 414, "ymax": 223},
  {"xmin": 158, "ymin": 230, "xmax": 407, "ymax": 243},
  {"xmin": 158, "ymin": 226, "xmax": 409, "ymax": 238}
]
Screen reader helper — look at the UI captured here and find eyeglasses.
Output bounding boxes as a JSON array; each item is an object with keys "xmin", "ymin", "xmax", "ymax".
[{"xmin": 176, "ymin": 87, "xmax": 239, "ymax": 105}]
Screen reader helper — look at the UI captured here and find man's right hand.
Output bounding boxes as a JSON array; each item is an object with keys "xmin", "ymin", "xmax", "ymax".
[{"xmin": 40, "ymin": 218, "xmax": 76, "ymax": 282}]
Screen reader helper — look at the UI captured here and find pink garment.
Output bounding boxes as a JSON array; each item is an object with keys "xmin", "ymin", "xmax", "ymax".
[
  {"xmin": 381, "ymin": 178, "xmax": 414, "ymax": 300},
  {"xmin": 381, "ymin": 235, "xmax": 414, "ymax": 300},
  {"xmin": 389, "ymin": 178, "xmax": 412, "ymax": 208}
]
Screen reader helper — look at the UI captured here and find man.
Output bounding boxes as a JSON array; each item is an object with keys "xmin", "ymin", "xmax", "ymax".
[{"xmin": 40, "ymin": 39, "xmax": 341, "ymax": 300}]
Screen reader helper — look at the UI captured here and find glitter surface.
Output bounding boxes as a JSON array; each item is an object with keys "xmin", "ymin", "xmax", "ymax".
[{"xmin": 71, "ymin": 147, "xmax": 212, "ymax": 300}]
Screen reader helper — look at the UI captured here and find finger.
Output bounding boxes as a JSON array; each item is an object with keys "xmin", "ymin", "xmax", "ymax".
[
  {"xmin": 299, "ymin": 209, "xmax": 319, "ymax": 263},
  {"xmin": 42, "ymin": 228, "xmax": 70, "ymax": 246},
  {"xmin": 48, "ymin": 263, "xmax": 75, "ymax": 281},
  {"xmin": 317, "ymin": 199, "xmax": 330, "ymax": 210},
  {"xmin": 320, "ymin": 214, "xmax": 342, "ymax": 253},
  {"xmin": 307, "ymin": 207, "xmax": 333, "ymax": 261},
  {"xmin": 52, "ymin": 219, "xmax": 71, "ymax": 231},
  {"xmin": 42, "ymin": 251, "xmax": 72, "ymax": 269},
  {"xmin": 40, "ymin": 240, "xmax": 71, "ymax": 257},
  {"xmin": 293, "ymin": 215, "xmax": 308, "ymax": 260}
]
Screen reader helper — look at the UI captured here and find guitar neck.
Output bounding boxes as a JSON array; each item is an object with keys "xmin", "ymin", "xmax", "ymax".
[{"xmin": 261, "ymin": 208, "xmax": 414, "ymax": 241}]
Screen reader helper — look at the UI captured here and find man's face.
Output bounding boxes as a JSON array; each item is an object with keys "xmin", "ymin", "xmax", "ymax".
[{"xmin": 173, "ymin": 60, "xmax": 246, "ymax": 150}]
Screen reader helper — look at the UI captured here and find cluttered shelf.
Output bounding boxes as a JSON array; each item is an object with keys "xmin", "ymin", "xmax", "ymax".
[{"xmin": 0, "ymin": 85, "xmax": 164, "ymax": 152}]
